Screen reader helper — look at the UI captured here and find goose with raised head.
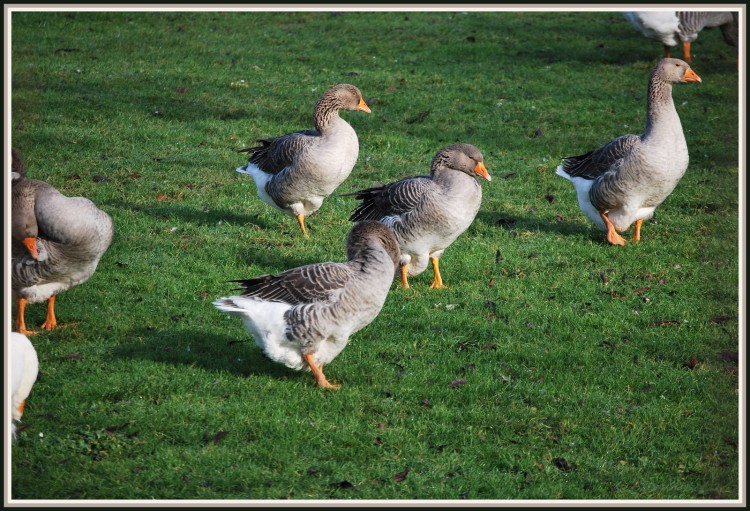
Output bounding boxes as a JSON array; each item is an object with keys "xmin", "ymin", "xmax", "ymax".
[
  {"xmin": 214, "ymin": 220, "xmax": 400, "ymax": 389},
  {"xmin": 344, "ymin": 143, "xmax": 491, "ymax": 289},
  {"xmin": 556, "ymin": 59, "xmax": 701, "ymax": 246},
  {"xmin": 12, "ymin": 149, "xmax": 115, "ymax": 335},
  {"xmin": 236, "ymin": 84, "xmax": 372, "ymax": 238}
]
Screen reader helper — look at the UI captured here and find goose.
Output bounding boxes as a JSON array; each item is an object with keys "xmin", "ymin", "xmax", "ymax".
[
  {"xmin": 677, "ymin": 11, "xmax": 738, "ymax": 64},
  {"xmin": 624, "ymin": 11, "xmax": 738, "ymax": 64},
  {"xmin": 214, "ymin": 220, "xmax": 400, "ymax": 389},
  {"xmin": 235, "ymin": 83, "xmax": 372, "ymax": 238},
  {"xmin": 11, "ymin": 332, "xmax": 39, "ymax": 438},
  {"xmin": 623, "ymin": 11, "xmax": 681, "ymax": 57},
  {"xmin": 555, "ymin": 58, "xmax": 701, "ymax": 246},
  {"xmin": 343, "ymin": 143, "xmax": 491, "ymax": 289},
  {"xmin": 12, "ymin": 149, "xmax": 115, "ymax": 335}
]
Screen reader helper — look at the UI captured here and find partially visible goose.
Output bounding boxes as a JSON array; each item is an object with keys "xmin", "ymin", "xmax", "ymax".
[
  {"xmin": 623, "ymin": 11, "xmax": 681, "ymax": 57},
  {"xmin": 624, "ymin": 11, "xmax": 738, "ymax": 64},
  {"xmin": 677, "ymin": 11, "xmax": 738, "ymax": 64},
  {"xmin": 236, "ymin": 84, "xmax": 372, "ymax": 238},
  {"xmin": 344, "ymin": 143, "xmax": 491, "ymax": 289},
  {"xmin": 214, "ymin": 220, "xmax": 400, "ymax": 389},
  {"xmin": 12, "ymin": 149, "xmax": 115, "ymax": 335},
  {"xmin": 11, "ymin": 332, "xmax": 39, "ymax": 438},
  {"xmin": 556, "ymin": 59, "xmax": 701, "ymax": 246}
]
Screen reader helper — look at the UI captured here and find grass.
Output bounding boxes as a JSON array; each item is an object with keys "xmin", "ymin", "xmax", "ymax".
[{"xmin": 7, "ymin": 8, "xmax": 741, "ymax": 502}]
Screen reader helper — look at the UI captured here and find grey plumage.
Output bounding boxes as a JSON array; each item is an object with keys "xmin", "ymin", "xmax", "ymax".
[
  {"xmin": 556, "ymin": 58, "xmax": 702, "ymax": 246},
  {"xmin": 624, "ymin": 11, "xmax": 738, "ymax": 63},
  {"xmin": 344, "ymin": 143, "xmax": 491, "ymax": 288},
  {"xmin": 12, "ymin": 149, "xmax": 115, "ymax": 334},
  {"xmin": 214, "ymin": 220, "xmax": 400, "ymax": 389},
  {"xmin": 678, "ymin": 11, "xmax": 737, "ymax": 44},
  {"xmin": 235, "ymin": 84, "xmax": 371, "ymax": 237}
]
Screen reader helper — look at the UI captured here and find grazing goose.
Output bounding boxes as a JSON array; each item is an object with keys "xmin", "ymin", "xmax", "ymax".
[
  {"xmin": 624, "ymin": 11, "xmax": 738, "ymax": 64},
  {"xmin": 12, "ymin": 149, "xmax": 115, "ymax": 335},
  {"xmin": 555, "ymin": 59, "xmax": 701, "ymax": 246},
  {"xmin": 344, "ymin": 143, "xmax": 491, "ymax": 289},
  {"xmin": 11, "ymin": 332, "xmax": 39, "ymax": 438},
  {"xmin": 236, "ymin": 83, "xmax": 372, "ymax": 238},
  {"xmin": 214, "ymin": 220, "xmax": 400, "ymax": 389}
]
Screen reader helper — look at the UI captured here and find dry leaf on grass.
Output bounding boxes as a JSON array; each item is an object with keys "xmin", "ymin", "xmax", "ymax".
[{"xmin": 394, "ymin": 467, "xmax": 410, "ymax": 482}]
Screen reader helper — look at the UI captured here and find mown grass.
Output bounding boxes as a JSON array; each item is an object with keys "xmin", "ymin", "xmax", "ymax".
[{"xmin": 7, "ymin": 9, "xmax": 741, "ymax": 502}]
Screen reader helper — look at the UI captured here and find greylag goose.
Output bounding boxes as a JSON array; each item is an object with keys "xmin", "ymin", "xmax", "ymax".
[
  {"xmin": 677, "ymin": 11, "xmax": 738, "ymax": 64},
  {"xmin": 624, "ymin": 11, "xmax": 738, "ymax": 64},
  {"xmin": 11, "ymin": 332, "xmax": 39, "ymax": 438},
  {"xmin": 555, "ymin": 58, "xmax": 701, "ymax": 246},
  {"xmin": 12, "ymin": 149, "xmax": 115, "ymax": 335},
  {"xmin": 214, "ymin": 220, "xmax": 400, "ymax": 389},
  {"xmin": 623, "ymin": 11, "xmax": 680, "ymax": 57},
  {"xmin": 344, "ymin": 143, "xmax": 491, "ymax": 289},
  {"xmin": 235, "ymin": 83, "xmax": 372, "ymax": 238}
]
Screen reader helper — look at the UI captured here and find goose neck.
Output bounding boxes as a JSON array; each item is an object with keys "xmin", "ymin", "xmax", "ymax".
[{"xmin": 643, "ymin": 79, "xmax": 679, "ymax": 136}]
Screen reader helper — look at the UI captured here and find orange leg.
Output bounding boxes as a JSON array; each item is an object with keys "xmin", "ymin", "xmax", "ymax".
[
  {"xmin": 429, "ymin": 257, "xmax": 446, "ymax": 289},
  {"xmin": 399, "ymin": 263, "xmax": 410, "ymax": 289},
  {"xmin": 599, "ymin": 212, "xmax": 626, "ymax": 246},
  {"xmin": 682, "ymin": 40, "xmax": 692, "ymax": 64},
  {"xmin": 303, "ymin": 353, "xmax": 340, "ymax": 390},
  {"xmin": 633, "ymin": 219, "xmax": 643, "ymax": 241},
  {"xmin": 17, "ymin": 400, "xmax": 26, "ymax": 417},
  {"xmin": 15, "ymin": 297, "xmax": 38, "ymax": 336},
  {"xmin": 41, "ymin": 295, "xmax": 58, "ymax": 331},
  {"xmin": 663, "ymin": 44, "xmax": 672, "ymax": 59},
  {"xmin": 296, "ymin": 214, "xmax": 309, "ymax": 239}
]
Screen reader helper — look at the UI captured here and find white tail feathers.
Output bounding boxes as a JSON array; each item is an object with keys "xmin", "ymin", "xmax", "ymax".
[
  {"xmin": 11, "ymin": 332, "xmax": 39, "ymax": 439},
  {"xmin": 555, "ymin": 164, "xmax": 572, "ymax": 181}
]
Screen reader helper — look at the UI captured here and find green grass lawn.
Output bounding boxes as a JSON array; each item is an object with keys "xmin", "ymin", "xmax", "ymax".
[{"xmin": 8, "ymin": 8, "xmax": 741, "ymax": 502}]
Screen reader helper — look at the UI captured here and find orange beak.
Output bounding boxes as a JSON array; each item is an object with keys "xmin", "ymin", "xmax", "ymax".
[
  {"xmin": 682, "ymin": 68, "xmax": 702, "ymax": 83},
  {"xmin": 357, "ymin": 97, "xmax": 372, "ymax": 113},
  {"xmin": 474, "ymin": 161, "xmax": 491, "ymax": 181},
  {"xmin": 22, "ymin": 237, "xmax": 39, "ymax": 259}
]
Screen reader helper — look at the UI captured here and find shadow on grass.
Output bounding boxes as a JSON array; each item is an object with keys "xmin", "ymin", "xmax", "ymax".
[
  {"xmin": 109, "ymin": 199, "xmax": 269, "ymax": 229},
  {"xmin": 475, "ymin": 210, "xmax": 599, "ymax": 240},
  {"xmin": 112, "ymin": 325, "xmax": 302, "ymax": 383}
]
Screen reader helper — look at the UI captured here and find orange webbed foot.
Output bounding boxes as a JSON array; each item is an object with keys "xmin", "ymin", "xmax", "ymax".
[
  {"xmin": 600, "ymin": 212, "xmax": 626, "ymax": 246},
  {"xmin": 303, "ymin": 353, "xmax": 341, "ymax": 390}
]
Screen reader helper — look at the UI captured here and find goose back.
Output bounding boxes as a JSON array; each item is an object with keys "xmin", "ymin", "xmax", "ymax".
[{"xmin": 12, "ymin": 174, "xmax": 114, "ymax": 303}]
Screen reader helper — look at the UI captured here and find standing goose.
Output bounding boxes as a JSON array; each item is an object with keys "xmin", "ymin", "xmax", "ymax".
[
  {"xmin": 11, "ymin": 332, "xmax": 39, "ymax": 438},
  {"xmin": 624, "ymin": 11, "xmax": 738, "ymax": 64},
  {"xmin": 623, "ymin": 11, "xmax": 681, "ymax": 58},
  {"xmin": 676, "ymin": 11, "xmax": 738, "ymax": 64},
  {"xmin": 236, "ymin": 84, "xmax": 372, "ymax": 238},
  {"xmin": 12, "ymin": 149, "xmax": 115, "ymax": 335},
  {"xmin": 214, "ymin": 220, "xmax": 400, "ymax": 389},
  {"xmin": 555, "ymin": 59, "xmax": 701, "ymax": 246},
  {"xmin": 344, "ymin": 143, "xmax": 491, "ymax": 289}
]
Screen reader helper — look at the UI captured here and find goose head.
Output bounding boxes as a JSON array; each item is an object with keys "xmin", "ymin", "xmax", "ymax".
[
  {"xmin": 315, "ymin": 83, "xmax": 371, "ymax": 115},
  {"xmin": 653, "ymin": 58, "xmax": 702, "ymax": 84},
  {"xmin": 431, "ymin": 143, "xmax": 491, "ymax": 181}
]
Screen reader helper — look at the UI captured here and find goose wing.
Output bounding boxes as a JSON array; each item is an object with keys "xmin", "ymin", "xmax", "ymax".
[
  {"xmin": 238, "ymin": 129, "xmax": 320, "ymax": 175},
  {"xmin": 561, "ymin": 134, "xmax": 641, "ymax": 180},
  {"xmin": 230, "ymin": 262, "xmax": 352, "ymax": 305},
  {"xmin": 345, "ymin": 176, "xmax": 433, "ymax": 222}
]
